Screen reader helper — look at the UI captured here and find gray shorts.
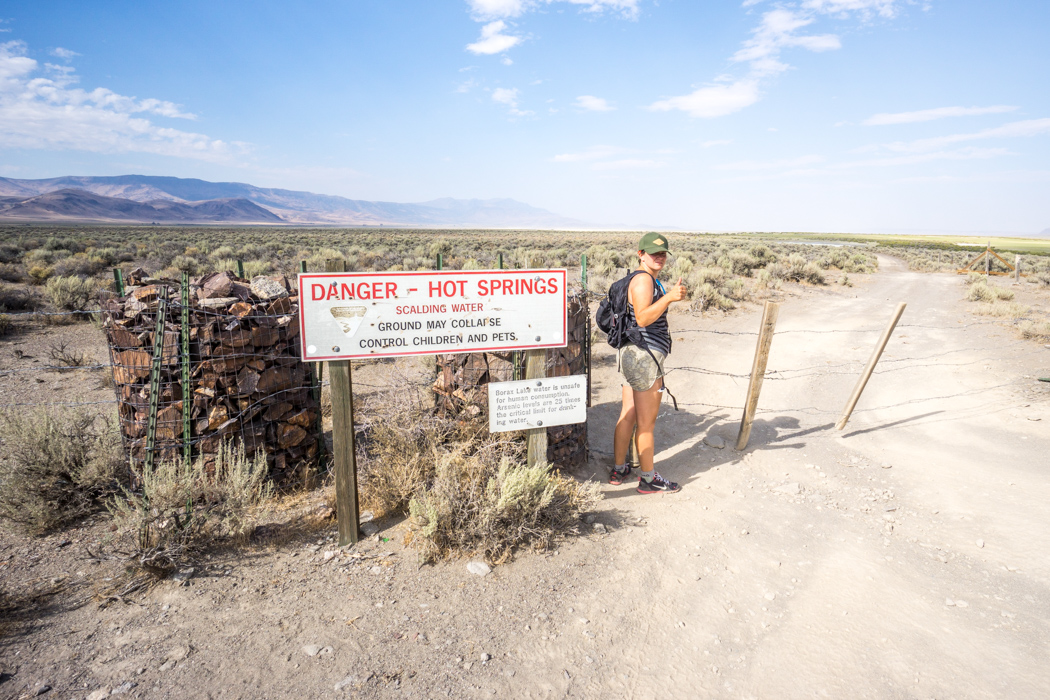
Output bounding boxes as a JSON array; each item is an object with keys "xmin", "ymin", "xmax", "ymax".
[{"xmin": 618, "ymin": 345, "xmax": 666, "ymax": 392}]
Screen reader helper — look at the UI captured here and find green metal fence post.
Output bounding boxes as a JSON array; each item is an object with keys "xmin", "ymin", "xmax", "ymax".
[
  {"xmin": 236, "ymin": 259, "xmax": 245, "ymax": 279},
  {"xmin": 498, "ymin": 253, "xmax": 504, "ymax": 270},
  {"xmin": 145, "ymin": 287, "xmax": 169, "ymax": 474},
  {"xmin": 113, "ymin": 268, "xmax": 125, "ymax": 297},
  {"xmin": 437, "ymin": 253, "xmax": 443, "ymax": 271},
  {"xmin": 181, "ymin": 274, "xmax": 191, "ymax": 467}
]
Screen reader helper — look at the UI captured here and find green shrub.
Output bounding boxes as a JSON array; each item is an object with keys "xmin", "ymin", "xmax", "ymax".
[
  {"xmin": 0, "ymin": 408, "xmax": 125, "ymax": 535},
  {"xmin": 171, "ymin": 255, "xmax": 200, "ymax": 276},
  {"xmin": 26, "ymin": 264, "xmax": 53, "ymax": 285},
  {"xmin": 0, "ymin": 284, "xmax": 37, "ymax": 312},
  {"xmin": 45, "ymin": 275, "xmax": 99, "ymax": 311},
  {"xmin": 1018, "ymin": 320, "xmax": 1050, "ymax": 341},
  {"xmin": 109, "ymin": 441, "xmax": 273, "ymax": 577}
]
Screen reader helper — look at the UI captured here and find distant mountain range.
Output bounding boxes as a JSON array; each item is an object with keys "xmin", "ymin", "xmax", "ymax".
[{"xmin": 0, "ymin": 175, "xmax": 586, "ymax": 227}]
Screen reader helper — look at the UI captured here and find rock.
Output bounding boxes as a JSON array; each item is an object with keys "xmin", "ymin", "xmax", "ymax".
[
  {"xmin": 158, "ymin": 660, "xmax": 176, "ymax": 672},
  {"xmin": 334, "ymin": 675, "xmax": 358, "ymax": 692},
  {"xmin": 592, "ymin": 523, "xmax": 607, "ymax": 534},
  {"xmin": 86, "ymin": 688, "xmax": 110, "ymax": 700},
  {"xmin": 703, "ymin": 434, "xmax": 726, "ymax": 449},
  {"xmin": 198, "ymin": 272, "xmax": 234, "ymax": 299},
  {"xmin": 976, "ymin": 539, "xmax": 985, "ymax": 548},
  {"xmin": 197, "ymin": 296, "xmax": 239, "ymax": 309},
  {"xmin": 775, "ymin": 483, "xmax": 801, "ymax": 495},
  {"xmin": 166, "ymin": 646, "xmax": 190, "ymax": 662},
  {"xmin": 881, "ymin": 463, "xmax": 892, "ymax": 469},
  {"xmin": 111, "ymin": 681, "xmax": 138, "ymax": 695},
  {"xmin": 764, "ymin": 592, "xmax": 776, "ymax": 601},
  {"xmin": 360, "ymin": 522, "xmax": 379, "ymax": 537},
  {"xmin": 250, "ymin": 277, "xmax": 289, "ymax": 301},
  {"xmin": 34, "ymin": 685, "xmax": 52, "ymax": 697},
  {"xmin": 955, "ymin": 600, "xmax": 969, "ymax": 608},
  {"xmin": 171, "ymin": 568, "xmax": 195, "ymax": 584},
  {"xmin": 480, "ymin": 653, "xmax": 491, "ymax": 662},
  {"xmin": 882, "ymin": 514, "xmax": 895, "ymax": 523},
  {"xmin": 359, "ymin": 511, "xmax": 375, "ymax": 524},
  {"xmin": 303, "ymin": 644, "xmax": 323, "ymax": 657},
  {"xmin": 467, "ymin": 561, "xmax": 491, "ymax": 577},
  {"xmin": 584, "ymin": 514, "xmax": 596, "ymax": 525},
  {"xmin": 323, "ymin": 551, "xmax": 336, "ymax": 562}
]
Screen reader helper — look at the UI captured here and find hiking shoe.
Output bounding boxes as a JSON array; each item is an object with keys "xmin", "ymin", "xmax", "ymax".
[
  {"xmin": 636, "ymin": 472, "xmax": 681, "ymax": 494},
  {"xmin": 609, "ymin": 464, "xmax": 632, "ymax": 485}
]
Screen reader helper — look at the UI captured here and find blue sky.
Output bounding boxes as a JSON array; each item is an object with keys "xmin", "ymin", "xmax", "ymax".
[{"xmin": 1, "ymin": 0, "xmax": 1047, "ymax": 233}]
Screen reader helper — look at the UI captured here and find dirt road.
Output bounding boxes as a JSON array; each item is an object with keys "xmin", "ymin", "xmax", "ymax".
[{"xmin": 3, "ymin": 258, "xmax": 1048, "ymax": 699}]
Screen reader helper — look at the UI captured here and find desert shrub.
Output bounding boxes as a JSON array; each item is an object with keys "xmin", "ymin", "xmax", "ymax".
[
  {"xmin": 689, "ymin": 282, "xmax": 734, "ymax": 312},
  {"xmin": 725, "ymin": 249, "xmax": 762, "ymax": 276},
  {"xmin": 408, "ymin": 453, "xmax": 600, "ymax": 564},
  {"xmin": 45, "ymin": 275, "xmax": 99, "ymax": 311},
  {"xmin": 242, "ymin": 259, "xmax": 272, "ymax": 277},
  {"xmin": 26, "ymin": 263, "xmax": 53, "ymax": 285},
  {"xmin": 0, "ymin": 263, "xmax": 22, "ymax": 282},
  {"xmin": 209, "ymin": 245, "xmax": 236, "ymax": 261},
  {"xmin": 966, "ymin": 283, "xmax": 995, "ymax": 302},
  {"xmin": 0, "ymin": 408, "xmax": 125, "ymax": 535},
  {"xmin": 52, "ymin": 252, "xmax": 103, "ymax": 277},
  {"xmin": 0, "ymin": 243, "xmax": 20, "ymax": 264},
  {"xmin": 691, "ymin": 266, "xmax": 727, "ymax": 287},
  {"xmin": 1031, "ymin": 270, "xmax": 1050, "ymax": 288},
  {"xmin": 0, "ymin": 284, "xmax": 38, "ymax": 312},
  {"xmin": 766, "ymin": 255, "xmax": 825, "ymax": 285},
  {"xmin": 109, "ymin": 441, "xmax": 273, "ymax": 577},
  {"xmin": 171, "ymin": 255, "xmax": 200, "ymax": 276},
  {"xmin": 965, "ymin": 272, "xmax": 985, "ymax": 285}
]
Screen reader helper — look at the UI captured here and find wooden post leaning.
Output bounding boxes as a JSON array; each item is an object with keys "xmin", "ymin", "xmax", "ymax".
[
  {"xmin": 835, "ymin": 302, "xmax": 907, "ymax": 431},
  {"xmin": 525, "ymin": 348, "xmax": 548, "ymax": 468},
  {"xmin": 734, "ymin": 301, "xmax": 780, "ymax": 451},
  {"xmin": 325, "ymin": 258, "xmax": 359, "ymax": 545},
  {"xmin": 1015, "ymin": 255, "xmax": 1021, "ymax": 283}
]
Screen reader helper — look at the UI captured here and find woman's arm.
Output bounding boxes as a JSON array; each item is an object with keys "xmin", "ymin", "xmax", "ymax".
[{"xmin": 629, "ymin": 274, "xmax": 686, "ymax": 327}]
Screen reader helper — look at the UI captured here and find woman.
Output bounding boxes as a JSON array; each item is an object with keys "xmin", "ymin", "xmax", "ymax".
[{"xmin": 610, "ymin": 232, "xmax": 687, "ymax": 493}]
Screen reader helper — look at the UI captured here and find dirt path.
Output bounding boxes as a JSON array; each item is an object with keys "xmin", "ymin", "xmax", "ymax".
[{"xmin": 3, "ymin": 260, "xmax": 1049, "ymax": 699}]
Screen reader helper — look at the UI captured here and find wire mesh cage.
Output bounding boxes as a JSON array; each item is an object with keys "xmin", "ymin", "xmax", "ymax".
[
  {"xmin": 101, "ymin": 269, "xmax": 323, "ymax": 487},
  {"xmin": 432, "ymin": 291, "xmax": 590, "ymax": 469}
]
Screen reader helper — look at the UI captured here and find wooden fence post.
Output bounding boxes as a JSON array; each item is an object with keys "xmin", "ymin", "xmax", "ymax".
[
  {"xmin": 324, "ymin": 258, "xmax": 359, "ymax": 545},
  {"xmin": 985, "ymin": 244, "xmax": 991, "ymax": 275},
  {"xmin": 525, "ymin": 349, "xmax": 547, "ymax": 468},
  {"xmin": 300, "ymin": 260, "xmax": 326, "ymax": 470},
  {"xmin": 835, "ymin": 302, "xmax": 907, "ymax": 431},
  {"xmin": 735, "ymin": 301, "xmax": 779, "ymax": 451},
  {"xmin": 1015, "ymin": 255, "xmax": 1021, "ymax": 283},
  {"xmin": 582, "ymin": 254, "xmax": 592, "ymax": 408}
]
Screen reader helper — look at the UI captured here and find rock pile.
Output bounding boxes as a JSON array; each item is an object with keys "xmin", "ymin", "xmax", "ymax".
[{"xmin": 102, "ymin": 269, "xmax": 320, "ymax": 485}]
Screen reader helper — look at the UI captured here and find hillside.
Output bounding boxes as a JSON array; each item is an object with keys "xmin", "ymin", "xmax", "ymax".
[
  {"xmin": 0, "ymin": 175, "xmax": 586, "ymax": 227},
  {"xmin": 0, "ymin": 189, "xmax": 285, "ymax": 224}
]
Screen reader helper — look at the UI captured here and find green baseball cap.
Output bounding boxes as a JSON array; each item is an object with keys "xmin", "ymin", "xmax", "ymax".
[{"xmin": 638, "ymin": 232, "xmax": 670, "ymax": 254}]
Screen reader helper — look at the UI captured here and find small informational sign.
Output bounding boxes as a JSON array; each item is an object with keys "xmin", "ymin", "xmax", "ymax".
[
  {"xmin": 298, "ymin": 269, "xmax": 567, "ymax": 361},
  {"xmin": 488, "ymin": 375, "xmax": 587, "ymax": 433}
]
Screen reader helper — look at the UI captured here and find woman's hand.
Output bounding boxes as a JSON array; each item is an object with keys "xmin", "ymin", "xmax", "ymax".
[{"xmin": 666, "ymin": 277, "xmax": 687, "ymax": 303}]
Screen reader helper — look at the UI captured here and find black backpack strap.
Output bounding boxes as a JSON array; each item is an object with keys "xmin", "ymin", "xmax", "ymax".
[{"xmin": 640, "ymin": 344, "xmax": 678, "ymax": 411}]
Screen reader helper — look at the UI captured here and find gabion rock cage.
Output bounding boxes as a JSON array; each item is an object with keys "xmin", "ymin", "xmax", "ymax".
[
  {"xmin": 433, "ymin": 291, "xmax": 590, "ymax": 469},
  {"xmin": 102, "ymin": 269, "xmax": 323, "ymax": 486}
]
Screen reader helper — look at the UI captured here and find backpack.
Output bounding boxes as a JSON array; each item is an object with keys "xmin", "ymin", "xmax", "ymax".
[
  {"xmin": 595, "ymin": 270, "xmax": 647, "ymax": 349},
  {"xmin": 596, "ymin": 271, "xmax": 678, "ymax": 409}
]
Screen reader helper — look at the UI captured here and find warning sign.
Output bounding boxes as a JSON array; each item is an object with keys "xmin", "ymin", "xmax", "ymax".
[
  {"xmin": 488, "ymin": 376, "xmax": 587, "ymax": 433},
  {"xmin": 298, "ymin": 269, "xmax": 567, "ymax": 361}
]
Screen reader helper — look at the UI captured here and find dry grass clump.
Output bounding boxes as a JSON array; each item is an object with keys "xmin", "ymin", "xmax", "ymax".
[
  {"xmin": 356, "ymin": 388, "xmax": 601, "ymax": 564},
  {"xmin": 0, "ymin": 408, "xmax": 125, "ymax": 535},
  {"xmin": 764, "ymin": 253, "xmax": 826, "ymax": 285},
  {"xmin": 971, "ymin": 301, "xmax": 1029, "ymax": 319},
  {"xmin": 108, "ymin": 441, "xmax": 273, "ymax": 577},
  {"xmin": 1018, "ymin": 320, "xmax": 1050, "ymax": 341}
]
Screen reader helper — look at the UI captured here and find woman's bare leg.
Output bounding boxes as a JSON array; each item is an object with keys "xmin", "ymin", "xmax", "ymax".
[
  {"xmin": 613, "ymin": 384, "xmax": 636, "ymax": 466},
  {"xmin": 634, "ymin": 377, "xmax": 663, "ymax": 474}
]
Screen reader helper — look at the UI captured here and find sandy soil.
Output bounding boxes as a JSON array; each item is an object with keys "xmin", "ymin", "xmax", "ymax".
[{"xmin": 2, "ymin": 257, "xmax": 1049, "ymax": 699}]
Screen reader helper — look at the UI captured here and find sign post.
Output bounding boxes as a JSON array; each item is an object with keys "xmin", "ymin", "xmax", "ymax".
[{"xmin": 298, "ymin": 268, "xmax": 569, "ymax": 545}]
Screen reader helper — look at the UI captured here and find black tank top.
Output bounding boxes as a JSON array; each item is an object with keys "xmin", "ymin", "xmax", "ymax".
[{"xmin": 625, "ymin": 272, "xmax": 672, "ymax": 356}]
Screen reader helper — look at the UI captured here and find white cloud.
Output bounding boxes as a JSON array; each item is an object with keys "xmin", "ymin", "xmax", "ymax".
[
  {"xmin": 468, "ymin": 0, "xmax": 639, "ymax": 20},
  {"xmin": 491, "ymin": 86, "xmax": 533, "ymax": 115},
  {"xmin": 652, "ymin": 2, "xmax": 899, "ymax": 118},
  {"xmin": 552, "ymin": 144, "xmax": 625, "ymax": 162},
  {"xmin": 591, "ymin": 158, "xmax": 664, "ymax": 170},
  {"xmin": 649, "ymin": 80, "xmax": 760, "ymax": 118},
  {"xmin": 50, "ymin": 47, "xmax": 79, "ymax": 59},
  {"xmin": 467, "ymin": 20, "xmax": 522, "ymax": 54},
  {"xmin": 863, "ymin": 105, "xmax": 1019, "ymax": 126},
  {"xmin": 574, "ymin": 95, "xmax": 614, "ymax": 111},
  {"xmin": 715, "ymin": 154, "xmax": 824, "ymax": 170},
  {"xmin": 0, "ymin": 40, "xmax": 238, "ymax": 162},
  {"xmin": 700, "ymin": 139, "xmax": 732, "ymax": 147},
  {"xmin": 882, "ymin": 118, "xmax": 1050, "ymax": 153}
]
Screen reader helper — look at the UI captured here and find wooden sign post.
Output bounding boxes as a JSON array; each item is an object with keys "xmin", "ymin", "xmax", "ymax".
[
  {"xmin": 525, "ymin": 348, "xmax": 548, "ymax": 468},
  {"xmin": 735, "ymin": 301, "xmax": 780, "ymax": 451},
  {"xmin": 325, "ymin": 258, "xmax": 359, "ymax": 545}
]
